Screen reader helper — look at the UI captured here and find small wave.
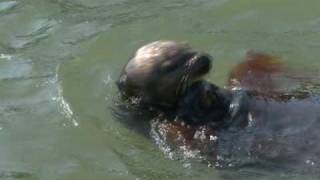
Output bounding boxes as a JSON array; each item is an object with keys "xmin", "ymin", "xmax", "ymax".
[
  {"xmin": 0, "ymin": 170, "xmax": 33, "ymax": 179},
  {"xmin": 0, "ymin": 55, "xmax": 32, "ymax": 81},
  {"xmin": 51, "ymin": 65, "xmax": 79, "ymax": 127},
  {"xmin": 61, "ymin": 21, "xmax": 111, "ymax": 45},
  {"xmin": 0, "ymin": 53, "xmax": 12, "ymax": 60},
  {"xmin": 0, "ymin": 1, "xmax": 18, "ymax": 13},
  {"xmin": 8, "ymin": 19, "xmax": 58, "ymax": 50}
]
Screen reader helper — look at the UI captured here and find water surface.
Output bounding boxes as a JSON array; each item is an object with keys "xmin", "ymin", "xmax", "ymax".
[{"xmin": 1, "ymin": 0, "xmax": 320, "ymax": 179}]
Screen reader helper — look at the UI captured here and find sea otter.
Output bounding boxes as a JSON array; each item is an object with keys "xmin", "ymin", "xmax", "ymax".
[{"xmin": 115, "ymin": 41, "xmax": 320, "ymax": 171}]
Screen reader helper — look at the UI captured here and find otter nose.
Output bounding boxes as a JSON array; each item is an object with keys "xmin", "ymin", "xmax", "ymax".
[
  {"xmin": 199, "ymin": 53, "xmax": 212, "ymax": 65},
  {"xmin": 196, "ymin": 53, "xmax": 212, "ymax": 73}
]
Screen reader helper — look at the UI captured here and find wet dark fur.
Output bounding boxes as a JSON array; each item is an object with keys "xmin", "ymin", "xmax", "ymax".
[
  {"xmin": 114, "ymin": 41, "xmax": 320, "ymax": 172},
  {"xmin": 114, "ymin": 79, "xmax": 320, "ymax": 172},
  {"xmin": 177, "ymin": 81, "xmax": 249, "ymax": 129}
]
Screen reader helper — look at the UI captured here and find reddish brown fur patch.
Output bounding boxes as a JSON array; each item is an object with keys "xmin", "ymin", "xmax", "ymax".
[{"xmin": 228, "ymin": 51, "xmax": 283, "ymax": 92}]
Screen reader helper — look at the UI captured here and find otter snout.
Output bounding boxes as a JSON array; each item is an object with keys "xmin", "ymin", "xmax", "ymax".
[{"xmin": 188, "ymin": 53, "xmax": 212, "ymax": 77}]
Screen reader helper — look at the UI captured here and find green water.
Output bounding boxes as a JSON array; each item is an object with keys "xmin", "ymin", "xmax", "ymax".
[{"xmin": 1, "ymin": 0, "xmax": 320, "ymax": 179}]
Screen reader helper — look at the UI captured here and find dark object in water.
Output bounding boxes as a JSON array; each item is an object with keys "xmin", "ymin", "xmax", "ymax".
[
  {"xmin": 176, "ymin": 80, "xmax": 249, "ymax": 129},
  {"xmin": 115, "ymin": 41, "xmax": 320, "ymax": 172}
]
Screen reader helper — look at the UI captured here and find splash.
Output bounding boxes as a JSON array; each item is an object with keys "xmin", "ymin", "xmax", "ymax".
[
  {"xmin": 52, "ymin": 65, "xmax": 79, "ymax": 127},
  {"xmin": 0, "ymin": 53, "xmax": 13, "ymax": 60},
  {"xmin": 150, "ymin": 118, "xmax": 207, "ymax": 168}
]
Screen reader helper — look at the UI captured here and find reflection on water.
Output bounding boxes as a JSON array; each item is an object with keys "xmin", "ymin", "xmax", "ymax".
[
  {"xmin": 1, "ymin": 0, "xmax": 320, "ymax": 179},
  {"xmin": 0, "ymin": 1, "xmax": 18, "ymax": 13}
]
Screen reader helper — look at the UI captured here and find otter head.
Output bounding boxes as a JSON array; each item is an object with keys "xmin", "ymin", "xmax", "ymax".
[{"xmin": 117, "ymin": 41, "xmax": 212, "ymax": 107}]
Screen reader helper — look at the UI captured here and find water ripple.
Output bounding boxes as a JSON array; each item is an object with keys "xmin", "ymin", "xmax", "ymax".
[
  {"xmin": 0, "ymin": 55, "xmax": 32, "ymax": 80},
  {"xmin": 61, "ymin": 21, "xmax": 111, "ymax": 45},
  {"xmin": 0, "ymin": 1, "xmax": 18, "ymax": 13},
  {"xmin": 0, "ymin": 170, "xmax": 33, "ymax": 179},
  {"xmin": 7, "ymin": 19, "xmax": 58, "ymax": 50}
]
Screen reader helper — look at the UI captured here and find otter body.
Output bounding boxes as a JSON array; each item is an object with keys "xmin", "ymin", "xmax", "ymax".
[
  {"xmin": 115, "ymin": 40, "xmax": 320, "ymax": 171},
  {"xmin": 177, "ymin": 81, "xmax": 249, "ymax": 128},
  {"xmin": 157, "ymin": 80, "xmax": 320, "ymax": 170}
]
